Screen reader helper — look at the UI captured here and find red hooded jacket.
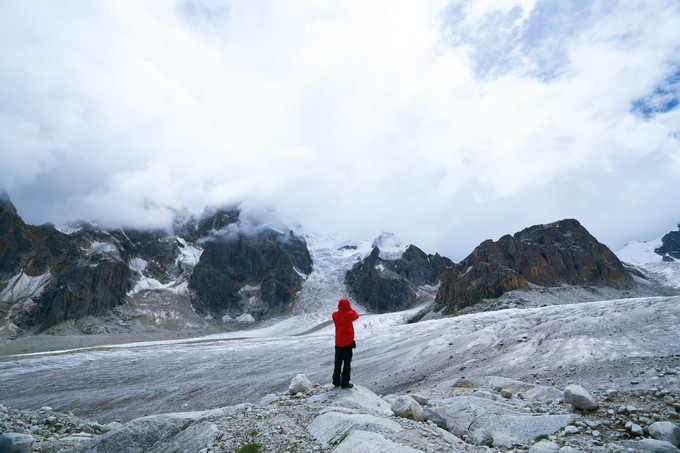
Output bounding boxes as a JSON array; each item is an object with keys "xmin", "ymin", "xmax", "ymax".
[{"xmin": 333, "ymin": 298, "xmax": 359, "ymax": 347}]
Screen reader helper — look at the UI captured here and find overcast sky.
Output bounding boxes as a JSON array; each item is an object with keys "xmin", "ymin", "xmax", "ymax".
[{"xmin": 1, "ymin": 0, "xmax": 679, "ymax": 260}]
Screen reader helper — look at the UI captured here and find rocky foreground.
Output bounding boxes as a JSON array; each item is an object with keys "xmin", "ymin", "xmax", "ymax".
[{"xmin": 2, "ymin": 373, "xmax": 680, "ymax": 453}]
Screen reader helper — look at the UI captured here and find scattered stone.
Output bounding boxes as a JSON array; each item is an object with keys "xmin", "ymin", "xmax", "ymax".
[
  {"xmin": 563, "ymin": 425, "xmax": 579, "ymax": 435},
  {"xmin": 422, "ymin": 407, "xmax": 447, "ymax": 430},
  {"xmin": 391, "ymin": 396, "xmax": 425, "ymax": 422},
  {"xmin": 630, "ymin": 423, "xmax": 645, "ymax": 437},
  {"xmin": 563, "ymin": 385, "xmax": 598, "ymax": 411},
  {"xmin": 468, "ymin": 428, "xmax": 494, "ymax": 446},
  {"xmin": 288, "ymin": 374, "xmax": 313, "ymax": 395},
  {"xmin": 333, "ymin": 429, "xmax": 424, "ymax": 453},
  {"xmin": 649, "ymin": 421, "xmax": 680, "ymax": 447},
  {"xmin": 626, "ymin": 438, "xmax": 680, "ymax": 452},
  {"xmin": 410, "ymin": 394, "xmax": 429, "ymax": 406},
  {"xmin": 500, "ymin": 389, "xmax": 513, "ymax": 399},
  {"xmin": 0, "ymin": 432, "xmax": 35, "ymax": 453},
  {"xmin": 529, "ymin": 440, "xmax": 560, "ymax": 453}
]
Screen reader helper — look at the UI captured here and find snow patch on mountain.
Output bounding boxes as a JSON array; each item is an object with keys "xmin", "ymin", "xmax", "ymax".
[
  {"xmin": 175, "ymin": 237, "xmax": 202, "ymax": 268},
  {"xmin": 616, "ymin": 239, "xmax": 663, "ymax": 263},
  {"xmin": 0, "ymin": 271, "xmax": 52, "ymax": 303}
]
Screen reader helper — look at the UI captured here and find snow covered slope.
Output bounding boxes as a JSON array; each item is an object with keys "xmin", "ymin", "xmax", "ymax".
[{"xmin": 616, "ymin": 238, "xmax": 680, "ymax": 290}]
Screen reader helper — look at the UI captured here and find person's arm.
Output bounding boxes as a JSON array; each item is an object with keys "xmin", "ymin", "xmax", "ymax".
[{"xmin": 350, "ymin": 310, "xmax": 359, "ymax": 322}]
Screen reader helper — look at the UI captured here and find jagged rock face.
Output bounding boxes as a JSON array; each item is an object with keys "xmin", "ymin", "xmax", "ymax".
[
  {"xmin": 21, "ymin": 261, "xmax": 130, "ymax": 329},
  {"xmin": 345, "ymin": 245, "xmax": 453, "ymax": 313},
  {"xmin": 0, "ymin": 193, "xmax": 32, "ymax": 280},
  {"xmin": 436, "ymin": 219, "xmax": 634, "ymax": 312},
  {"xmin": 656, "ymin": 225, "xmax": 680, "ymax": 260},
  {"xmin": 188, "ymin": 229, "xmax": 313, "ymax": 320}
]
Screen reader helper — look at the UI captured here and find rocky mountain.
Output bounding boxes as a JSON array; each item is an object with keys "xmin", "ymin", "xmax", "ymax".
[
  {"xmin": 435, "ymin": 219, "xmax": 636, "ymax": 313},
  {"xmin": 345, "ymin": 235, "xmax": 453, "ymax": 312},
  {"xmin": 656, "ymin": 225, "xmax": 680, "ymax": 261},
  {"xmin": 0, "ymin": 194, "xmax": 312, "ymax": 334},
  {"xmin": 189, "ymin": 228, "xmax": 313, "ymax": 320}
]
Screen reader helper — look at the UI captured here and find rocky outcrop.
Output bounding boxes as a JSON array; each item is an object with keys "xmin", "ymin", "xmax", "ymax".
[
  {"xmin": 1, "ymin": 195, "xmax": 132, "ymax": 332},
  {"xmin": 188, "ymin": 228, "xmax": 313, "ymax": 320},
  {"xmin": 435, "ymin": 219, "xmax": 634, "ymax": 313},
  {"xmin": 656, "ymin": 225, "xmax": 680, "ymax": 260},
  {"xmin": 9, "ymin": 373, "xmax": 675, "ymax": 452},
  {"xmin": 345, "ymin": 244, "xmax": 452, "ymax": 312}
]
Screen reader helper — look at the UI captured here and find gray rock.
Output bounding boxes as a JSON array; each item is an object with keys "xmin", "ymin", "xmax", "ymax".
[
  {"xmin": 626, "ymin": 438, "xmax": 680, "ymax": 453},
  {"xmin": 410, "ymin": 394, "xmax": 429, "ymax": 406},
  {"xmin": 563, "ymin": 385, "xmax": 598, "ymax": 411},
  {"xmin": 288, "ymin": 373, "xmax": 313, "ymax": 395},
  {"xmin": 650, "ymin": 421, "xmax": 680, "ymax": 447},
  {"xmin": 147, "ymin": 421, "xmax": 220, "ymax": 453},
  {"xmin": 307, "ymin": 411, "xmax": 401, "ymax": 444},
  {"xmin": 500, "ymin": 389, "xmax": 513, "ymax": 399},
  {"xmin": 0, "ymin": 432, "xmax": 35, "ymax": 453},
  {"xmin": 468, "ymin": 428, "xmax": 494, "ymax": 446},
  {"xmin": 258, "ymin": 393, "xmax": 279, "ymax": 406},
  {"xmin": 559, "ymin": 447, "xmax": 582, "ymax": 453},
  {"xmin": 630, "ymin": 423, "xmax": 645, "ymax": 437},
  {"xmin": 333, "ymin": 430, "xmax": 424, "ymax": 453},
  {"xmin": 437, "ymin": 395, "xmax": 578, "ymax": 447},
  {"xmin": 391, "ymin": 396, "xmax": 425, "ymax": 422},
  {"xmin": 563, "ymin": 425, "xmax": 579, "ymax": 435},
  {"xmin": 309, "ymin": 385, "xmax": 392, "ymax": 415},
  {"xmin": 422, "ymin": 407, "xmax": 447, "ymax": 430},
  {"xmin": 529, "ymin": 440, "xmax": 560, "ymax": 453}
]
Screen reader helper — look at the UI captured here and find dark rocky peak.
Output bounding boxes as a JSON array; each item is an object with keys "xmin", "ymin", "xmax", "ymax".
[
  {"xmin": 345, "ymin": 240, "xmax": 453, "ymax": 313},
  {"xmin": 188, "ymin": 225, "xmax": 312, "ymax": 321},
  {"xmin": 195, "ymin": 207, "xmax": 240, "ymax": 240},
  {"xmin": 0, "ymin": 193, "xmax": 32, "ymax": 280},
  {"xmin": 435, "ymin": 218, "xmax": 634, "ymax": 313},
  {"xmin": 655, "ymin": 224, "xmax": 680, "ymax": 260}
]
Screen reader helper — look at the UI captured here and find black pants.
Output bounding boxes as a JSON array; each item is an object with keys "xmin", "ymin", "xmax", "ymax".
[{"xmin": 332, "ymin": 343, "xmax": 354, "ymax": 387}]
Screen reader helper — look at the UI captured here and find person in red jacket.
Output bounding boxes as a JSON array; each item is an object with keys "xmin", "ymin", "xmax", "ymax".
[{"xmin": 332, "ymin": 298, "xmax": 359, "ymax": 388}]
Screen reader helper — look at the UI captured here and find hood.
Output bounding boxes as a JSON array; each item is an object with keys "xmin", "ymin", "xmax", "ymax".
[{"xmin": 338, "ymin": 298, "xmax": 352, "ymax": 311}]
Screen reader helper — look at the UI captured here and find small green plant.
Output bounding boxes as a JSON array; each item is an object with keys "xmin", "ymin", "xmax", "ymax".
[
  {"xmin": 534, "ymin": 434, "xmax": 549, "ymax": 442},
  {"xmin": 247, "ymin": 429, "xmax": 258, "ymax": 437},
  {"xmin": 339, "ymin": 432, "xmax": 349, "ymax": 442},
  {"xmin": 239, "ymin": 443, "xmax": 262, "ymax": 453}
]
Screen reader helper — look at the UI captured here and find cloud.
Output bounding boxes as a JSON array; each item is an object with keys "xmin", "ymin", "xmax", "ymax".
[{"xmin": 1, "ymin": 0, "xmax": 679, "ymax": 260}]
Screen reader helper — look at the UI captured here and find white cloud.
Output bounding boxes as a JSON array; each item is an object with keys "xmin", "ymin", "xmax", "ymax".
[{"xmin": 1, "ymin": 0, "xmax": 679, "ymax": 260}]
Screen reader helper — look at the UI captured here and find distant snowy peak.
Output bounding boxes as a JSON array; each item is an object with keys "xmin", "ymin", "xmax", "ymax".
[
  {"xmin": 615, "ymin": 239, "xmax": 663, "ymax": 264},
  {"xmin": 616, "ymin": 224, "xmax": 680, "ymax": 264},
  {"xmin": 371, "ymin": 232, "xmax": 407, "ymax": 260}
]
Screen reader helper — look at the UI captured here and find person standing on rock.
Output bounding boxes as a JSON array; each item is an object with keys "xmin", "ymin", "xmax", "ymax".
[{"xmin": 332, "ymin": 298, "xmax": 359, "ymax": 389}]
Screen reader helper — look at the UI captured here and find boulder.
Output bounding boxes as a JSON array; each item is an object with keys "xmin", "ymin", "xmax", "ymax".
[
  {"xmin": 333, "ymin": 430, "xmax": 424, "ymax": 453},
  {"xmin": 626, "ymin": 438, "xmax": 680, "ymax": 453},
  {"xmin": 0, "ymin": 432, "xmax": 35, "ymax": 453},
  {"xmin": 308, "ymin": 385, "xmax": 392, "ymax": 415},
  {"xmin": 468, "ymin": 428, "xmax": 494, "ymax": 446},
  {"xmin": 391, "ymin": 396, "xmax": 425, "ymax": 421},
  {"xmin": 559, "ymin": 447, "xmax": 582, "ymax": 453},
  {"xmin": 529, "ymin": 440, "xmax": 560, "ymax": 453},
  {"xmin": 437, "ymin": 395, "xmax": 577, "ymax": 447},
  {"xmin": 288, "ymin": 374, "xmax": 313, "ymax": 395},
  {"xmin": 563, "ymin": 385, "xmax": 598, "ymax": 411},
  {"xmin": 422, "ymin": 407, "xmax": 447, "ymax": 430},
  {"xmin": 307, "ymin": 411, "xmax": 402, "ymax": 444},
  {"xmin": 650, "ymin": 421, "xmax": 680, "ymax": 447}
]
